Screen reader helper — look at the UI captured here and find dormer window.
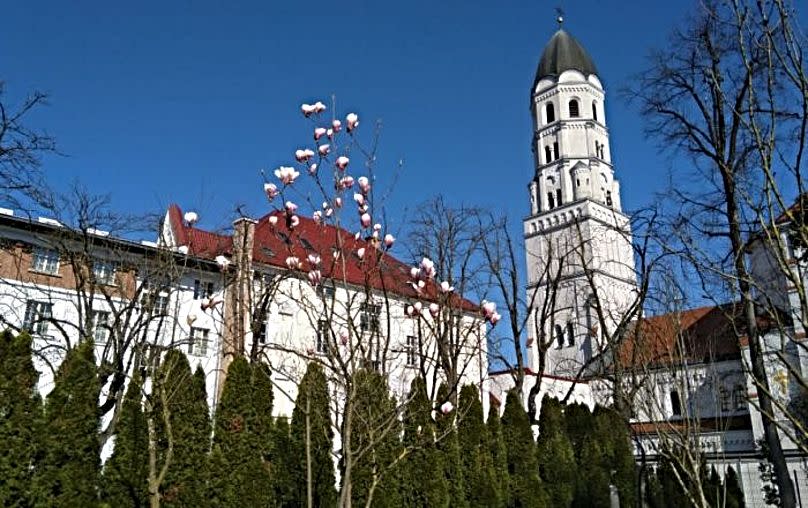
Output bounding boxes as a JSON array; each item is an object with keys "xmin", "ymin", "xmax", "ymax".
[
  {"xmin": 569, "ymin": 99, "xmax": 580, "ymax": 118},
  {"xmin": 546, "ymin": 103, "xmax": 555, "ymax": 123}
]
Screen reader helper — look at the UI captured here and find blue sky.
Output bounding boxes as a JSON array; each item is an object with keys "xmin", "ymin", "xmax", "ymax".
[{"xmin": 3, "ymin": 0, "xmax": 692, "ymax": 237}]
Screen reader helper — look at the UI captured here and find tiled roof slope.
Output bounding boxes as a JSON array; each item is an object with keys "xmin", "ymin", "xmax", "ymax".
[
  {"xmin": 618, "ymin": 305, "xmax": 743, "ymax": 369},
  {"xmin": 166, "ymin": 205, "xmax": 478, "ymax": 312}
]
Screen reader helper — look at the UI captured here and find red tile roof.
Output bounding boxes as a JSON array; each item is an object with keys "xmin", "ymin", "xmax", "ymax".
[
  {"xmin": 617, "ymin": 305, "xmax": 743, "ymax": 369},
  {"xmin": 166, "ymin": 205, "xmax": 478, "ymax": 312}
]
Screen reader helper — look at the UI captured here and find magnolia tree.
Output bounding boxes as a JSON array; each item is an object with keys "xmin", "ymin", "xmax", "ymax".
[{"xmin": 248, "ymin": 99, "xmax": 496, "ymax": 508}]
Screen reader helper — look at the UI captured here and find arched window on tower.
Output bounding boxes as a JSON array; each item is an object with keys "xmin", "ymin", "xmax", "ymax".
[
  {"xmin": 670, "ymin": 390, "xmax": 682, "ymax": 416},
  {"xmin": 546, "ymin": 103, "xmax": 555, "ymax": 123},
  {"xmin": 556, "ymin": 188, "xmax": 563, "ymax": 207},
  {"xmin": 553, "ymin": 141, "xmax": 559, "ymax": 160},
  {"xmin": 592, "ymin": 101, "xmax": 598, "ymax": 121},
  {"xmin": 566, "ymin": 322, "xmax": 575, "ymax": 346},
  {"xmin": 544, "ymin": 145, "xmax": 552, "ymax": 164},
  {"xmin": 594, "ymin": 140, "xmax": 600, "ymax": 158},
  {"xmin": 555, "ymin": 324, "xmax": 564, "ymax": 348},
  {"xmin": 606, "ymin": 191, "xmax": 613, "ymax": 207},
  {"xmin": 547, "ymin": 192, "xmax": 555, "ymax": 210},
  {"xmin": 569, "ymin": 99, "xmax": 580, "ymax": 118}
]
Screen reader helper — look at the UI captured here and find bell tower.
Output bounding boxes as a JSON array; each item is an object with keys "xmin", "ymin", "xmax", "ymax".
[{"xmin": 524, "ymin": 23, "xmax": 637, "ymax": 376}]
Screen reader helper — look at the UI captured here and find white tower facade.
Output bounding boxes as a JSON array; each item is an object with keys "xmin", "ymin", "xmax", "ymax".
[{"xmin": 524, "ymin": 28, "xmax": 637, "ymax": 376}]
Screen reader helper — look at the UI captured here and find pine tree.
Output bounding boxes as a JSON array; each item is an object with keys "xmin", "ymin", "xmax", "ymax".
[
  {"xmin": 594, "ymin": 407, "xmax": 637, "ymax": 507},
  {"xmin": 269, "ymin": 417, "xmax": 297, "ymax": 507},
  {"xmin": 725, "ymin": 465, "xmax": 745, "ymax": 508},
  {"xmin": 208, "ymin": 356, "xmax": 267, "ymax": 506},
  {"xmin": 0, "ymin": 330, "xmax": 42, "ymax": 508},
  {"xmin": 348, "ymin": 368, "xmax": 402, "ymax": 508},
  {"xmin": 643, "ymin": 467, "xmax": 665, "ymax": 508},
  {"xmin": 500, "ymin": 390, "xmax": 547, "ymax": 508},
  {"xmin": 157, "ymin": 354, "xmax": 211, "ymax": 508},
  {"xmin": 571, "ymin": 430, "xmax": 610, "ymax": 508},
  {"xmin": 536, "ymin": 396, "xmax": 575, "ymax": 507},
  {"xmin": 657, "ymin": 455, "xmax": 689, "ymax": 508},
  {"xmin": 458, "ymin": 384, "xmax": 500, "ymax": 507},
  {"xmin": 399, "ymin": 377, "xmax": 449, "ymax": 508},
  {"xmin": 36, "ymin": 339, "xmax": 101, "ymax": 507},
  {"xmin": 487, "ymin": 403, "xmax": 509, "ymax": 508},
  {"xmin": 291, "ymin": 361, "xmax": 337, "ymax": 508},
  {"xmin": 436, "ymin": 382, "xmax": 468, "ymax": 508},
  {"xmin": 705, "ymin": 465, "xmax": 721, "ymax": 508},
  {"xmin": 103, "ymin": 371, "xmax": 149, "ymax": 507}
]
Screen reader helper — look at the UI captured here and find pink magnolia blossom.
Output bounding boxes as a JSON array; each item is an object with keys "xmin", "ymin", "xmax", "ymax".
[
  {"xmin": 308, "ymin": 163, "xmax": 318, "ymax": 175},
  {"xmin": 357, "ymin": 247, "xmax": 365, "ymax": 259},
  {"xmin": 373, "ymin": 223, "xmax": 382, "ymax": 232},
  {"xmin": 312, "ymin": 210, "xmax": 323, "ymax": 224},
  {"xmin": 413, "ymin": 301, "xmax": 423, "ymax": 313},
  {"xmin": 353, "ymin": 193, "xmax": 365, "ymax": 206},
  {"xmin": 326, "ymin": 128, "xmax": 334, "ymax": 139},
  {"xmin": 275, "ymin": 166, "xmax": 300, "ymax": 185},
  {"xmin": 336, "ymin": 156, "xmax": 350, "ymax": 170},
  {"xmin": 360, "ymin": 213, "xmax": 372, "ymax": 228},
  {"xmin": 301, "ymin": 103, "xmax": 316, "ymax": 116},
  {"xmin": 314, "ymin": 127, "xmax": 327, "ymax": 140},
  {"xmin": 201, "ymin": 297, "xmax": 223, "ymax": 312},
  {"xmin": 295, "ymin": 148, "xmax": 315, "ymax": 162},
  {"xmin": 264, "ymin": 182, "xmax": 279, "ymax": 200},
  {"xmin": 420, "ymin": 257, "xmax": 436, "ymax": 279},
  {"xmin": 318, "ymin": 144, "xmax": 330, "ymax": 156},
  {"xmin": 440, "ymin": 401, "xmax": 454, "ymax": 414},
  {"xmin": 440, "ymin": 281, "xmax": 454, "ymax": 293},
  {"xmin": 183, "ymin": 211, "xmax": 199, "ymax": 225},
  {"xmin": 289, "ymin": 215, "xmax": 300, "ymax": 228},
  {"xmin": 335, "ymin": 197, "xmax": 343, "ymax": 208},
  {"xmin": 308, "ymin": 270, "xmax": 322, "ymax": 286},
  {"xmin": 406, "ymin": 305, "xmax": 415, "ymax": 317},
  {"xmin": 332, "ymin": 250, "xmax": 340, "ymax": 259},
  {"xmin": 186, "ymin": 313, "xmax": 198, "ymax": 326},
  {"xmin": 285, "ymin": 201, "xmax": 298, "ymax": 214},
  {"xmin": 313, "ymin": 101, "xmax": 327, "ymax": 113},
  {"xmin": 268, "ymin": 215, "xmax": 278, "ymax": 226},
  {"xmin": 215, "ymin": 255, "xmax": 231, "ymax": 270},
  {"xmin": 354, "ymin": 231, "xmax": 361, "ymax": 240},
  {"xmin": 358, "ymin": 176, "xmax": 371, "ymax": 193},
  {"xmin": 325, "ymin": 208, "xmax": 334, "ymax": 217},
  {"xmin": 481, "ymin": 300, "xmax": 497, "ymax": 318},
  {"xmin": 429, "ymin": 303, "xmax": 440, "ymax": 317},
  {"xmin": 332, "ymin": 119, "xmax": 342, "ymax": 132},
  {"xmin": 410, "ymin": 267, "xmax": 420, "ymax": 279},
  {"xmin": 417, "ymin": 280, "xmax": 426, "ymax": 290},
  {"xmin": 358, "ymin": 203, "xmax": 369, "ymax": 213},
  {"xmin": 340, "ymin": 176, "xmax": 355, "ymax": 189},
  {"xmin": 371, "ymin": 230, "xmax": 379, "ymax": 240},
  {"xmin": 346, "ymin": 113, "xmax": 359, "ymax": 131},
  {"xmin": 306, "ymin": 346, "xmax": 315, "ymax": 355},
  {"xmin": 340, "ymin": 331, "xmax": 349, "ymax": 345},
  {"xmin": 384, "ymin": 233, "xmax": 395, "ymax": 248},
  {"xmin": 308, "ymin": 254, "xmax": 321, "ymax": 265},
  {"xmin": 490, "ymin": 312, "xmax": 502, "ymax": 326},
  {"xmin": 285, "ymin": 256, "xmax": 301, "ymax": 269}
]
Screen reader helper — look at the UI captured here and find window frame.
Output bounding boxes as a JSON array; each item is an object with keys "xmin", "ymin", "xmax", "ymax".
[
  {"xmin": 569, "ymin": 99, "xmax": 580, "ymax": 118},
  {"xmin": 360, "ymin": 302, "xmax": 381, "ymax": 334},
  {"xmin": 92, "ymin": 259, "xmax": 117, "ymax": 286},
  {"xmin": 23, "ymin": 300, "xmax": 54, "ymax": 336},
  {"xmin": 405, "ymin": 335, "xmax": 418, "ymax": 368},
  {"xmin": 189, "ymin": 327, "xmax": 210, "ymax": 356},
  {"xmin": 91, "ymin": 310, "xmax": 111, "ymax": 343},
  {"xmin": 31, "ymin": 247, "xmax": 60, "ymax": 275}
]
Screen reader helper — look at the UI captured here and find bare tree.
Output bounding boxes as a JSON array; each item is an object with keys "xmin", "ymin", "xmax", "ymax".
[
  {"xmin": 0, "ymin": 80, "xmax": 56, "ymax": 209},
  {"xmin": 625, "ymin": 1, "xmax": 807, "ymax": 503}
]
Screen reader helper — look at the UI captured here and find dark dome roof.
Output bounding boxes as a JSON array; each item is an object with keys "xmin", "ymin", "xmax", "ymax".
[{"xmin": 534, "ymin": 29, "xmax": 598, "ymax": 85}]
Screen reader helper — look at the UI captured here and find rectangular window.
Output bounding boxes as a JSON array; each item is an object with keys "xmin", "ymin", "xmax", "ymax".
[
  {"xmin": 189, "ymin": 327, "xmax": 209, "ymax": 356},
  {"xmin": 23, "ymin": 300, "xmax": 53, "ymax": 336},
  {"xmin": 733, "ymin": 385, "xmax": 746, "ymax": 410},
  {"xmin": 255, "ymin": 321, "xmax": 267, "ymax": 344},
  {"xmin": 92, "ymin": 310, "xmax": 111, "ymax": 343},
  {"xmin": 316, "ymin": 319, "xmax": 329, "ymax": 354},
  {"xmin": 360, "ymin": 303, "xmax": 381, "ymax": 333},
  {"xmin": 31, "ymin": 247, "xmax": 59, "ymax": 274},
  {"xmin": 719, "ymin": 387, "xmax": 732, "ymax": 412},
  {"xmin": 405, "ymin": 335, "xmax": 417, "ymax": 367},
  {"xmin": 92, "ymin": 260, "xmax": 116, "ymax": 285},
  {"xmin": 670, "ymin": 390, "xmax": 682, "ymax": 416},
  {"xmin": 141, "ymin": 291, "xmax": 169, "ymax": 315},
  {"xmin": 193, "ymin": 279, "xmax": 214, "ymax": 300}
]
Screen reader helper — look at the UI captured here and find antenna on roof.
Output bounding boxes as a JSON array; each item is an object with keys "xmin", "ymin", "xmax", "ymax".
[{"xmin": 555, "ymin": 6, "xmax": 564, "ymax": 27}]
